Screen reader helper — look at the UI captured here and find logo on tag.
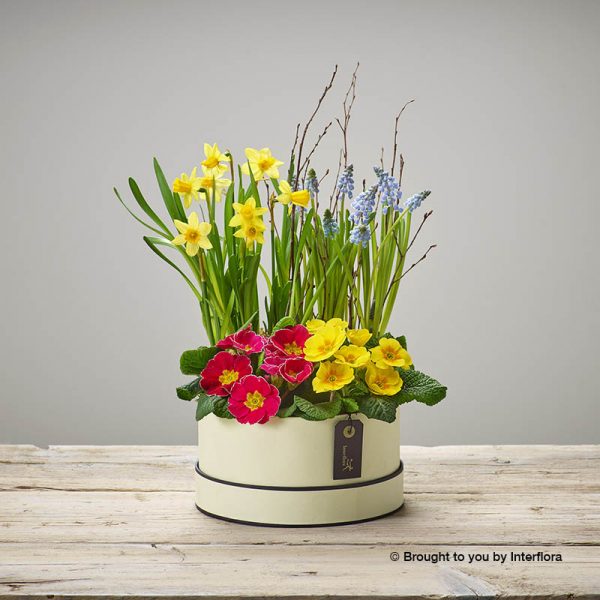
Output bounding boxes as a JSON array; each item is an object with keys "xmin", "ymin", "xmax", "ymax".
[{"xmin": 333, "ymin": 418, "xmax": 363, "ymax": 480}]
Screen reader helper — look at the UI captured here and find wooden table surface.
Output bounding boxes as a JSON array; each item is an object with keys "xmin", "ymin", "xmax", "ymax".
[{"xmin": 0, "ymin": 444, "xmax": 598, "ymax": 599}]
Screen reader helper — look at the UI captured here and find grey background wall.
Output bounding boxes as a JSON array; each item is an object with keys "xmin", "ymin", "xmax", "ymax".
[{"xmin": 1, "ymin": 0, "xmax": 598, "ymax": 445}]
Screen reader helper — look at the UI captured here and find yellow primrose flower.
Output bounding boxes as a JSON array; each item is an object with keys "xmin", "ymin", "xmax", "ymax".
[
  {"xmin": 370, "ymin": 338, "xmax": 413, "ymax": 370},
  {"xmin": 201, "ymin": 143, "xmax": 230, "ymax": 177},
  {"xmin": 306, "ymin": 318, "xmax": 347, "ymax": 335},
  {"xmin": 277, "ymin": 180, "xmax": 310, "ymax": 211},
  {"xmin": 365, "ymin": 364, "xmax": 403, "ymax": 396},
  {"xmin": 306, "ymin": 319, "xmax": 326, "ymax": 334},
  {"xmin": 326, "ymin": 318, "xmax": 348, "ymax": 330},
  {"xmin": 303, "ymin": 325, "xmax": 346, "ymax": 362},
  {"xmin": 229, "ymin": 197, "xmax": 268, "ymax": 228},
  {"xmin": 346, "ymin": 328, "xmax": 372, "ymax": 347},
  {"xmin": 334, "ymin": 345, "xmax": 371, "ymax": 369},
  {"xmin": 312, "ymin": 361, "xmax": 354, "ymax": 393},
  {"xmin": 241, "ymin": 147, "xmax": 284, "ymax": 180},
  {"xmin": 198, "ymin": 173, "xmax": 231, "ymax": 203},
  {"xmin": 233, "ymin": 220, "xmax": 266, "ymax": 248},
  {"xmin": 172, "ymin": 167, "xmax": 202, "ymax": 209},
  {"xmin": 172, "ymin": 212, "xmax": 212, "ymax": 256}
]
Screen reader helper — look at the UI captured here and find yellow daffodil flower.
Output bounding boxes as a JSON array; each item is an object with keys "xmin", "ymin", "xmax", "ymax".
[
  {"xmin": 172, "ymin": 212, "xmax": 212, "ymax": 256},
  {"xmin": 201, "ymin": 143, "xmax": 230, "ymax": 177},
  {"xmin": 198, "ymin": 173, "xmax": 231, "ymax": 203},
  {"xmin": 306, "ymin": 319, "xmax": 326, "ymax": 334},
  {"xmin": 370, "ymin": 338, "xmax": 413, "ymax": 370},
  {"xmin": 365, "ymin": 364, "xmax": 403, "ymax": 396},
  {"xmin": 229, "ymin": 198, "xmax": 268, "ymax": 228},
  {"xmin": 233, "ymin": 220, "xmax": 266, "ymax": 248},
  {"xmin": 333, "ymin": 345, "xmax": 371, "ymax": 369},
  {"xmin": 346, "ymin": 328, "xmax": 372, "ymax": 347},
  {"xmin": 241, "ymin": 147, "xmax": 284, "ymax": 180},
  {"xmin": 172, "ymin": 167, "xmax": 202, "ymax": 209},
  {"xmin": 277, "ymin": 180, "xmax": 310, "ymax": 212},
  {"xmin": 312, "ymin": 361, "xmax": 354, "ymax": 393},
  {"xmin": 304, "ymin": 325, "xmax": 346, "ymax": 362}
]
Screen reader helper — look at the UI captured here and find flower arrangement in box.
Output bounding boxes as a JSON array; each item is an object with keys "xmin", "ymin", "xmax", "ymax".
[{"xmin": 116, "ymin": 66, "xmax": 446, "ymax": 526}]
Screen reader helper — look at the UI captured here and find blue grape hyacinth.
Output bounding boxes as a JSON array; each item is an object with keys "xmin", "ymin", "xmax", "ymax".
[
  {"xmin": 337, "ymin": 164, "xmax": 355, "ymax": 198},
  {"xmin": 349, "ymin": 224, "xmax": 371, "ymax": 248},
  {"xmin": 349, "ymin": 184, "xmax": 378, "ymax": 247},
  {"xmin": 322, "ymin": 209, "xmax": 339, "ymax": 239},
  {"xmin": 306, "ymin": 169, "xmax": 319, "ymax": 197},
  {"xmin": 349, "ymin": 185, "xmax": 378, "ymax": 224},
  {"xmin": 374, "ymin": 167, "xmax": 402, "ymax": 214},
  {"xmin": 404, "ymin": 190, "xmax": 431, "ymax": 213}
]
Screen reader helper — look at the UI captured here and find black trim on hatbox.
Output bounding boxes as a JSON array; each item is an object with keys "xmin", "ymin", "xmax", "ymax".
[
  {"xmin": 195, "ymin": 502, "xmax": 405, "ymax": 528},
  {"xmin": 195, "ymin": 460, "xmax": 403, "ymax": 492}
]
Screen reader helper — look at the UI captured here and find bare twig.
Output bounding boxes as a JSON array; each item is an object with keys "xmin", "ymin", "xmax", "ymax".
[
  {"xmin": 381, "ymin": 243, "xmax": 437, "ymax": 306},
  {"xmin": 330, "ymin": 149, "xmax": 343, "ymax": 211},
  {"xmin": 289, "ymin": 123, "xmax": 300, "ymax": 171},
  {"xmin": 335, "ymin": 62, "xmax": 359, "ymax": 168},
  {"xmin": 406, "ymin": 210, "xmax": 433, "ymax": 254},
  {"xmin": 299, "ymin": 120, "xmax": 333, "ymax": 179},
  {"xmin": 318, "ymin": 169, "xmax": 330, "ymax": 185},
  {"xmin": 295, "ymin": 65, "xmax": 338, "ymax": 189},
  {"xmin": 400, "ymin": 244, "xmax": 437, "ymax": 280},
  {"xmin": 398, "ymin": 154, "xmax": 405, "ymax": 187},
  {"xmin": 390, "ymin": 99, "xmax": 415, "ymax": 177}
]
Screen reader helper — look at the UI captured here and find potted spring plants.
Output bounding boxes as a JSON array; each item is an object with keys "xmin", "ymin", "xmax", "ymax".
[{"xmin": 115, "ymin": 66, "xmax": 446, "ymax": 526}]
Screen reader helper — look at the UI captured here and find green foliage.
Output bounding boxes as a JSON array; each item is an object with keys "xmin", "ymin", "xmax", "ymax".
[
  {"xmin": 180, "ymin": 347, "xmax": 220, "ymax": 375},
  {"xmin": 277, "ymin": 400, "xmax": 299, "ymax": 418},
  {"xmin": 294, "ymin": 396, "xmax": 342, "ymax": 421},
  {"xmin": 394, "ymin": 370, "xmax": 447, "ymax": 406},
  {"xmin": 195, "ymin": 393, "xmax": 217, "ymax": 420},
  {"xmin": 176, "ymin": 378, "xmax": 201, "ymax": 401},
  {"xmin": 272, "ymin": 316, "xmax": 295, "ymax": 332},
  {"xmin": 357, "ymin": 396, "xmax": 398, "ymax": 423},
  {"xmin": 341, "ymin": 397, "xmax": 360, "ymax": 413},
  {"xmin": 212, "ymin": 397, "xmax": 234, "ymax": 419}
]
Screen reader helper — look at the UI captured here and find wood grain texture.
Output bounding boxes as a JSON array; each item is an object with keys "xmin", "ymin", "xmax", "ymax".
[{"xmin": 0, "ymin": 444, "xmax": 598, "ymax": 599}]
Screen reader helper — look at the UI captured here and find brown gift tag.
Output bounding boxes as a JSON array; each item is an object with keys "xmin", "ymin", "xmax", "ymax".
[{"xmin": 333, "ymin": 418, "xmax": 363, "ymax": 480}]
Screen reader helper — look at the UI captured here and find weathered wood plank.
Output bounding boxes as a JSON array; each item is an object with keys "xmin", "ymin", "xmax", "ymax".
[
  {"xmin": 0, "ymin": 544, "xmax": 598, "ymax": 599},
  {"xmin": 1, "ymin": 446, "xmax": 598, "ymax": 495},
  {"xmin": 0, "ymin": 461, "xmax": 600, "ymax": 495},
  {"xmin": 2, "ymin": 444, "xmax": 598, "ymax": 466},
  {"xmin": 1, "ymin": 461, "xmax": 599, "ymax": 493},
  {"xmin": 0, "ymin": 445, "xmax": 598, "ymax": 598},
  {"xmin": 1, "ymin": 490, "xmax": 598, "ymax": 546}
]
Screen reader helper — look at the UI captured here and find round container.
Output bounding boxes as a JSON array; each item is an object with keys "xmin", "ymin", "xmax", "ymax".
[{"xmin": 195, "ymin": 409, "xmax": 403, "ymax": 526}]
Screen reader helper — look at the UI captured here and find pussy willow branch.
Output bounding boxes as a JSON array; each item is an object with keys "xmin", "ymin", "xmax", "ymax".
[
  {"xmin": 390, "ymin": 99, "xmax": 415, "ymax": 177},
  {"xmin": 295, "ymin": 65, "xmax": 338, "ymax": 189}
]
